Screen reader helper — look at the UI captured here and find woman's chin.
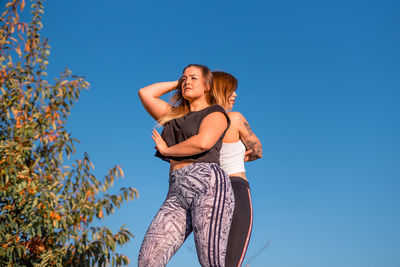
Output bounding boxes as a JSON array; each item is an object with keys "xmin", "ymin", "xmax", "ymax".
[
  {"xmin": 182, "ymin": 94, "xmax": 192, "ymax": 100},
  {"xmin": 183, "ymin": 93, "xmax": 201, "ymax": 101}
]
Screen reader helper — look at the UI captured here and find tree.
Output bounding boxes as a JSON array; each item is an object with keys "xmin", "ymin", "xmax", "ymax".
[{"xmin": 0, "ymin": 0, "xmax": 138, "ymax": 265}]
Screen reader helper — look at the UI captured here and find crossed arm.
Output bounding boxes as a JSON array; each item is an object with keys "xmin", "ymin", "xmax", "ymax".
[{"xmin": 152, "ymin": 112, "xmax": 228, "ymax": 157}]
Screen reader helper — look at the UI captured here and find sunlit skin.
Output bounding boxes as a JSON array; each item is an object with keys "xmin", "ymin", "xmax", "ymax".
[{"xmin": 223, "ymin": 90, "xmax": 263, "ymax": 179}]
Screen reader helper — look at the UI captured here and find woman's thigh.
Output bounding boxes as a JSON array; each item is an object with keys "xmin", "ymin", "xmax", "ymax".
[
  {"xmin": 225, "ymin": 177, "xmax": 253, "ymax": 267},
  {"xmin": 191, "ymin": 164, "xmax": 235, "ymax": 267},
  {"xmin": 138, "ymin": 196, "xmax": 192, "ymax": 267}
]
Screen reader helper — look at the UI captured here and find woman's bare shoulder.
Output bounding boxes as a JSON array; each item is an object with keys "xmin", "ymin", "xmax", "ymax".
[{"xmin": 228, "ymin": 111, "xmax": 246, "ymax": 126}]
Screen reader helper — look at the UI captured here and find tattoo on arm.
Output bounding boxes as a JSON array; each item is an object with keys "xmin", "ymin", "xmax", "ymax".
[
  {"xmin": 243, "ymin": 139, "xmax": 263, "ymax": 161},
  {"xmin": 244, "ymin": 121, "xmax": 255, "ymax": 136},
  {"xmin": 242, "ymin": 120, "xmax": 262, "ymax": 161}
]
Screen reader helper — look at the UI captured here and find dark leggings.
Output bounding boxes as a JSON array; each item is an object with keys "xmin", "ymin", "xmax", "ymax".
[{"xmin": 225, "ymin": 176, "xmax": 253, "ymax": 267}]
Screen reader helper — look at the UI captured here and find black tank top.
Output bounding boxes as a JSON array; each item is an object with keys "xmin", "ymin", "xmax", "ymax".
[{"xmin": 155, "ymin": 105, "xmax": 230, "ymax": 164}]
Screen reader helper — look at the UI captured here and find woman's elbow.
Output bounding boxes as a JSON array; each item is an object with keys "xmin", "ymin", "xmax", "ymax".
[
  {"xmin": 197, "ymin": 139, "xmax": 215, "ymax": 152},
  {"xmin": 198, "ymin": 142, "xmax": 212, "ymax": 152},
  {"xmin": 255, "ymin": 147, "xmax": 263, "ymax": 159},
  {"xmin": 138, "ymin": 88, "xmax": 146, "ymax": 99}
]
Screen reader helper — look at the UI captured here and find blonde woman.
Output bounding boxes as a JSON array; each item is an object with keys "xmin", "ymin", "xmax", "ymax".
[
  {"xmin": 138, "ymin": 65, "xmax": 234, "ymax": 267},
  {"xmin": 213, "ymin": 71, "xmax": 263, "ymax": 267}
]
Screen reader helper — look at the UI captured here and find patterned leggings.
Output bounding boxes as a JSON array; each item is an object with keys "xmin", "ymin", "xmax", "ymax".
[{"xmin": 138, "ymin": 163, "xmax": 235, "ymax": 267}]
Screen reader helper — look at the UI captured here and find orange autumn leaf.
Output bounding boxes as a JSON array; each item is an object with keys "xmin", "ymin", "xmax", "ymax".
[
  {"xmin": 24, "ymin": 42, "xmax": 30, "ymax": 52},
  {"xmin": 17, "ymin": 174, "xmax": 29, "ymax": 180},
  {"xmin": 15, "ymin": 46, "xmax": 22, "ymax": 57},
  {"xmin": 47, "ymin": 134, "xmax": 56, "ymax": 142},
  {"xmin": 117, "ymin": 166, "xmax": 124, "ymax": 177},
  {"xmin": 0, "ymin": 68, "xmax": 6, "ymax": 83},
  {"xmin": 85, "ymin": 189, "xmax": 94, "ymax": 199},
  {"xmin": 50, "ymin": 211, "xmax": 61, "ymax": 221},
  {"xmin": 53, "ymin": 112, "xmax": 60, "ymax": 120},
  {"xmin": 15, "ymin": 119, "xmax": 23, "ymax": 128},
  {"xmin": 27, "ymin": 186, "xmax": 36, "ymax": 194},
  {"xmin": 59, "ymin": 80, "xmax": 68, "ymax": 86},
  {"xmin": 12, "ymin": 108, "xmax": 20, "ymax": 118}
]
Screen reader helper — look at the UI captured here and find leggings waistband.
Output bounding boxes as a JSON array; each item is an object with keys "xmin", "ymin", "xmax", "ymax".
[
  {"xmin": 229, "ymin": 176, "xmax": 250, "ymax": 188},
  {"xmin": 169, "ymin": 162, "xmax": 219, "ymax": 176}
]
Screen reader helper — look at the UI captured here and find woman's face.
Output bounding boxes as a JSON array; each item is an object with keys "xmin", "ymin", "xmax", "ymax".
[
  {"xmin": 228, "ymin": 91, "xmax": 237, "ymax": 109},
  {"xmin": 181, "ymin": 66, "xmax": 207, "ymax": 101}
]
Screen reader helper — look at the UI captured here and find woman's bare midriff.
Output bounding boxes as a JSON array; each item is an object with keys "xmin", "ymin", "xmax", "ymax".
[
  {"xmin": 229, "ymin": 172, "xmax": 247, "ymax": 180},
  {"xmin": 170, "ymin": 160, "xmax": 195, "ymax": 172},
  {"xmin": 170, "ymin": 161, "xmax": 248, "ymax": 181}
]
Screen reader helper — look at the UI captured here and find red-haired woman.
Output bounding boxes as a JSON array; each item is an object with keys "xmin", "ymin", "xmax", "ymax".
[{"xmin": 213, "ymin": 71, "xmax": 263, "ymax": 267}]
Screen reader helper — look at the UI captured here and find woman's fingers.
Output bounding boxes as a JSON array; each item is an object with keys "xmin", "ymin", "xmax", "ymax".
[
  {"xmin": 152, "ymin": 129, "xmax": 159, "ymax": 139},
  {"xmin": 244, "ymin": 149, "xmax": 252, "ymax": 162},
  {"xmin": 152, "ymin": 129, "xmax": 167, "ymax": 154},
  {"xmin": 152, "ymin": 129, "xmax": 162, "ymax": 140}
]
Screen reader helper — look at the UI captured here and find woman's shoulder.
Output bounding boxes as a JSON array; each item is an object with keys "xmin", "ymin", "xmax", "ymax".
[
  {"xmin": 199, "ymin": 105, "xmax": 229, "ymax": 119},
  {"xmin": 199, "ymin": 105, "xmax": 230, "ymax": 127},
  {"xmin": 227, "ymin": 111, "xmax": 245, "ymax": 123},
  {"xmin": 204, "ymin": 104, "xmax": 226, "ymax": 113}
]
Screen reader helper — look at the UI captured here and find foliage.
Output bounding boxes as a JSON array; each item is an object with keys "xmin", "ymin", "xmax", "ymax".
[{"xmin": 0, "ymin": 0, "xmax": 138, "ymax": 266}]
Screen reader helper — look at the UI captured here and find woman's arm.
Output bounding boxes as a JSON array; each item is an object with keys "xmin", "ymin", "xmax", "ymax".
[
  {"xmin": 152, "ymin": 112, "xmax": 228, "ymax": 157},
  {"xmin": 138, "ymin": 81, "xmax": 179, "ymax": 121},
  {"xmin": 231, "ymin": 112, "xmax": 262, "ymax": 162}
]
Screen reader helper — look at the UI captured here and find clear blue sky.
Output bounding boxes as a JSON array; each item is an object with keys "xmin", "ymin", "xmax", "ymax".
[{"xmin": 37, "ymin": 0, "xmax": 400, "ymax": 266}]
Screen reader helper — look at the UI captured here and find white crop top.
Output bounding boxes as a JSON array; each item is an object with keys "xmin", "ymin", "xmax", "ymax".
[{"xmin": 219, "ymin": 140, "xmax": 246, "ymax": 175}]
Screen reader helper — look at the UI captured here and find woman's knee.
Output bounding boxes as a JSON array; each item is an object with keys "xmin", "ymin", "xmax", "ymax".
[{"xmin": 138, "ymin": 253, "xmax": 165, "ymax": 267}]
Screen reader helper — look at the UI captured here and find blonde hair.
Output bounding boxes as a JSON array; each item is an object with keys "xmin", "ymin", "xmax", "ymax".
[
  {"xmin": 158, "ymin": 64, "xmax": 215, "ymax": 125},
  {"xmin": 212, "ymin": 71, "xmax": 238, "ymax": 111}
]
